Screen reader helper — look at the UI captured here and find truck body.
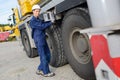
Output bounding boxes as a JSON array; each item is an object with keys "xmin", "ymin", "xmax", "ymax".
[{"xmin": 15, "ymin": 0, "xmax": 120, "ymax": 80}]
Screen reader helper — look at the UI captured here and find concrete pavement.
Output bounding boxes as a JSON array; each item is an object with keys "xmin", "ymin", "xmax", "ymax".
[{"xmin": 0, "ymin": 41, "xmax": 82, "ymax": 80}]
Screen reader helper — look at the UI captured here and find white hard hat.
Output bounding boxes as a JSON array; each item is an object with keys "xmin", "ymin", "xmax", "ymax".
[{"xmin": 32, "ymin": 4, "xmax": 41, "ymax": 10}]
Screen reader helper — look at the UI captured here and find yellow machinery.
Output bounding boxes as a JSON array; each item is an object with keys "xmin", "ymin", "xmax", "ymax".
[
  {"xmin": 0, "ymin": 27, "xmax": 3, "ymax": 32},
  {"xmin": 29, "ymin": 0, "xmax": 40, "ymax": 6},
  {"xmin": 3, "ymin": 26, "xmax": 17, "ymax": 39},
  {"xmin": 11, "ymin": 8, "xmax": 21, "ymax": 38},
  {"xmin": 17, "ymin": 0, "xmax": 41, "ymax": 17},
  {"xmin": 12, "ymin": 0, "xmax": 42, "ymax": 36},
  {"xmin": 12, "ymin": 8, "xmax": 20, "ymax": 24},
  {"xmin": 3, "ymin": 26, "xmax": 12, "ymax": 31},
  {"xmin": 8, "ymin": 26, "xmax": 20, "ymax": 38},
  {"xmin": 15, "ymin": 0, "xmax": 120, "ymax": 79}
]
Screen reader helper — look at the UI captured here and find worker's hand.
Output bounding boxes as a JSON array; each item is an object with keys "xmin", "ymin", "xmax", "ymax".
[{"xmin": 51, "ymin": 19, "xmax": 55, "ymax": 24}]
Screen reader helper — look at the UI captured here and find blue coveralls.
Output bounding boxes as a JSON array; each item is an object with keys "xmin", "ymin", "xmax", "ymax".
[{"xmin": 30, "ymin": 16, "xmax": 52, "ymax": 74}]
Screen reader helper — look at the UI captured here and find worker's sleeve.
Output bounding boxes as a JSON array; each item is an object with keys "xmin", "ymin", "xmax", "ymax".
[{"xmin": 30, "ymin": 20, "xmax": 52, "ymax": 30}]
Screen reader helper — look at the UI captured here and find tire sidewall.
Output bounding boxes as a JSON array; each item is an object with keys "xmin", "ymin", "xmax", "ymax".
[
  {"xmin": 21, "ymin": 30, "xmax": 32, "ymax": 57},
  {"xmin": 62, "ymin": 9, "xmax": 96, "ymax": 79},
  {"xmin": 46, "ymin": 28, "xmax": 58, "ymax": 66}
]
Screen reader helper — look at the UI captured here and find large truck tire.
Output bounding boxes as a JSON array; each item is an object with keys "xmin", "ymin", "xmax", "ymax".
[
  {"xmin": 46, "ymin": 26, "xmax": 67, "ymax": 67},
  {"xmin": 62, "ymin": 8, "xmax": 96, "ymax": 80},
  {"xmin": 21, "ymin": 30, "xmax": 38, "ymax": 58}
]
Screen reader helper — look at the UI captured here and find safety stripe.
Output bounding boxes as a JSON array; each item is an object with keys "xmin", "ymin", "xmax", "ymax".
[
  {"xmin": 90, "ymin": 35, "xmax": 120, "ymax": 77},
  {"xmin": 112, "ymin": 58, "xmax": 120, "ymax": 77}
]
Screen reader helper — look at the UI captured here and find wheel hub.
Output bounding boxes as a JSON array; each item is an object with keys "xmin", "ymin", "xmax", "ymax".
[
  {"xmin": 76, "ymin": 33, "xmax": 88, "ymax": 53},
  {"xmin": 70, "ymin": 28, "xmax": 91, "ymax": 64}
]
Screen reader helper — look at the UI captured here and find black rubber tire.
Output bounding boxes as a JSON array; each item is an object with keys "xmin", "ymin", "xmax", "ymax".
[
  {"xmin": 46, "ymin": 25, "xmax": 67, "ymax": 67},
  {"xmin": 62, "ymin": 8, "xmax": 96, "ymax": 80},
  {"xmin": 21, "ymin": 30, "xmax": 38, "ymax": 58}
]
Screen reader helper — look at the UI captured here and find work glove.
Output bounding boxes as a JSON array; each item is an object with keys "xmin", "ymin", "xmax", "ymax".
[{"xmin": 51, "ymin": 19, "xmax": 55, "ymax": 24}]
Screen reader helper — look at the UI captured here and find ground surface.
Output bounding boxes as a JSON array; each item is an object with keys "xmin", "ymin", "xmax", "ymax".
[{"xmin": 0, "ymin": 41, "xmax": 83, "ymax": 80}]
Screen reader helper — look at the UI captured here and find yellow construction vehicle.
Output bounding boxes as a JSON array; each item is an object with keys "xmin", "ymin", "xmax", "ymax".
[
  {"xmin": 17, "ymin": 0, "xmax": 93, "ymax": 79},
  {"xmin": 3, "ymin": 26, "xmax": 12, "ymax": 31},
  {"xmin": 8, "ymin": 8, "xmax": 21, "ymax": 40},
  {"xmin": 12, "ymin": 8, "xmax": 20, "ymax": 24},
  {"xmin": 0, "ymin": 27, "xmax": 3, "ymax": 32},
  {"xmin": 15, "ymin": 0, "xmax": 120, "ymax": 79},
  {"xmin": 2, "ymin": 26, "xmax": 15, "ymax": 40},
  {"xmin": 17, "ymin": 0, "xmax": 41, "ymax": 17}
]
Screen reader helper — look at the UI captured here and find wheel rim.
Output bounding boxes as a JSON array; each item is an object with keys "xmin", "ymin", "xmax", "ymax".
[{"xmin": 69, "ymin": 28, "xmax": 91, "ymax": 64}]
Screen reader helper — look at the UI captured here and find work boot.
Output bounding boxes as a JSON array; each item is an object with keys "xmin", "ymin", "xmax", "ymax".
[
  {"xmin": 44, "ymin": 72, "xmax": 55, "ymax": 77},
  {"xmin": 36, "ymin": 70, "xmax": 43, "ymax": 75},
  {"xmin": 36, "ymin": 70, "xmax": 55, "ymax": 77}
]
